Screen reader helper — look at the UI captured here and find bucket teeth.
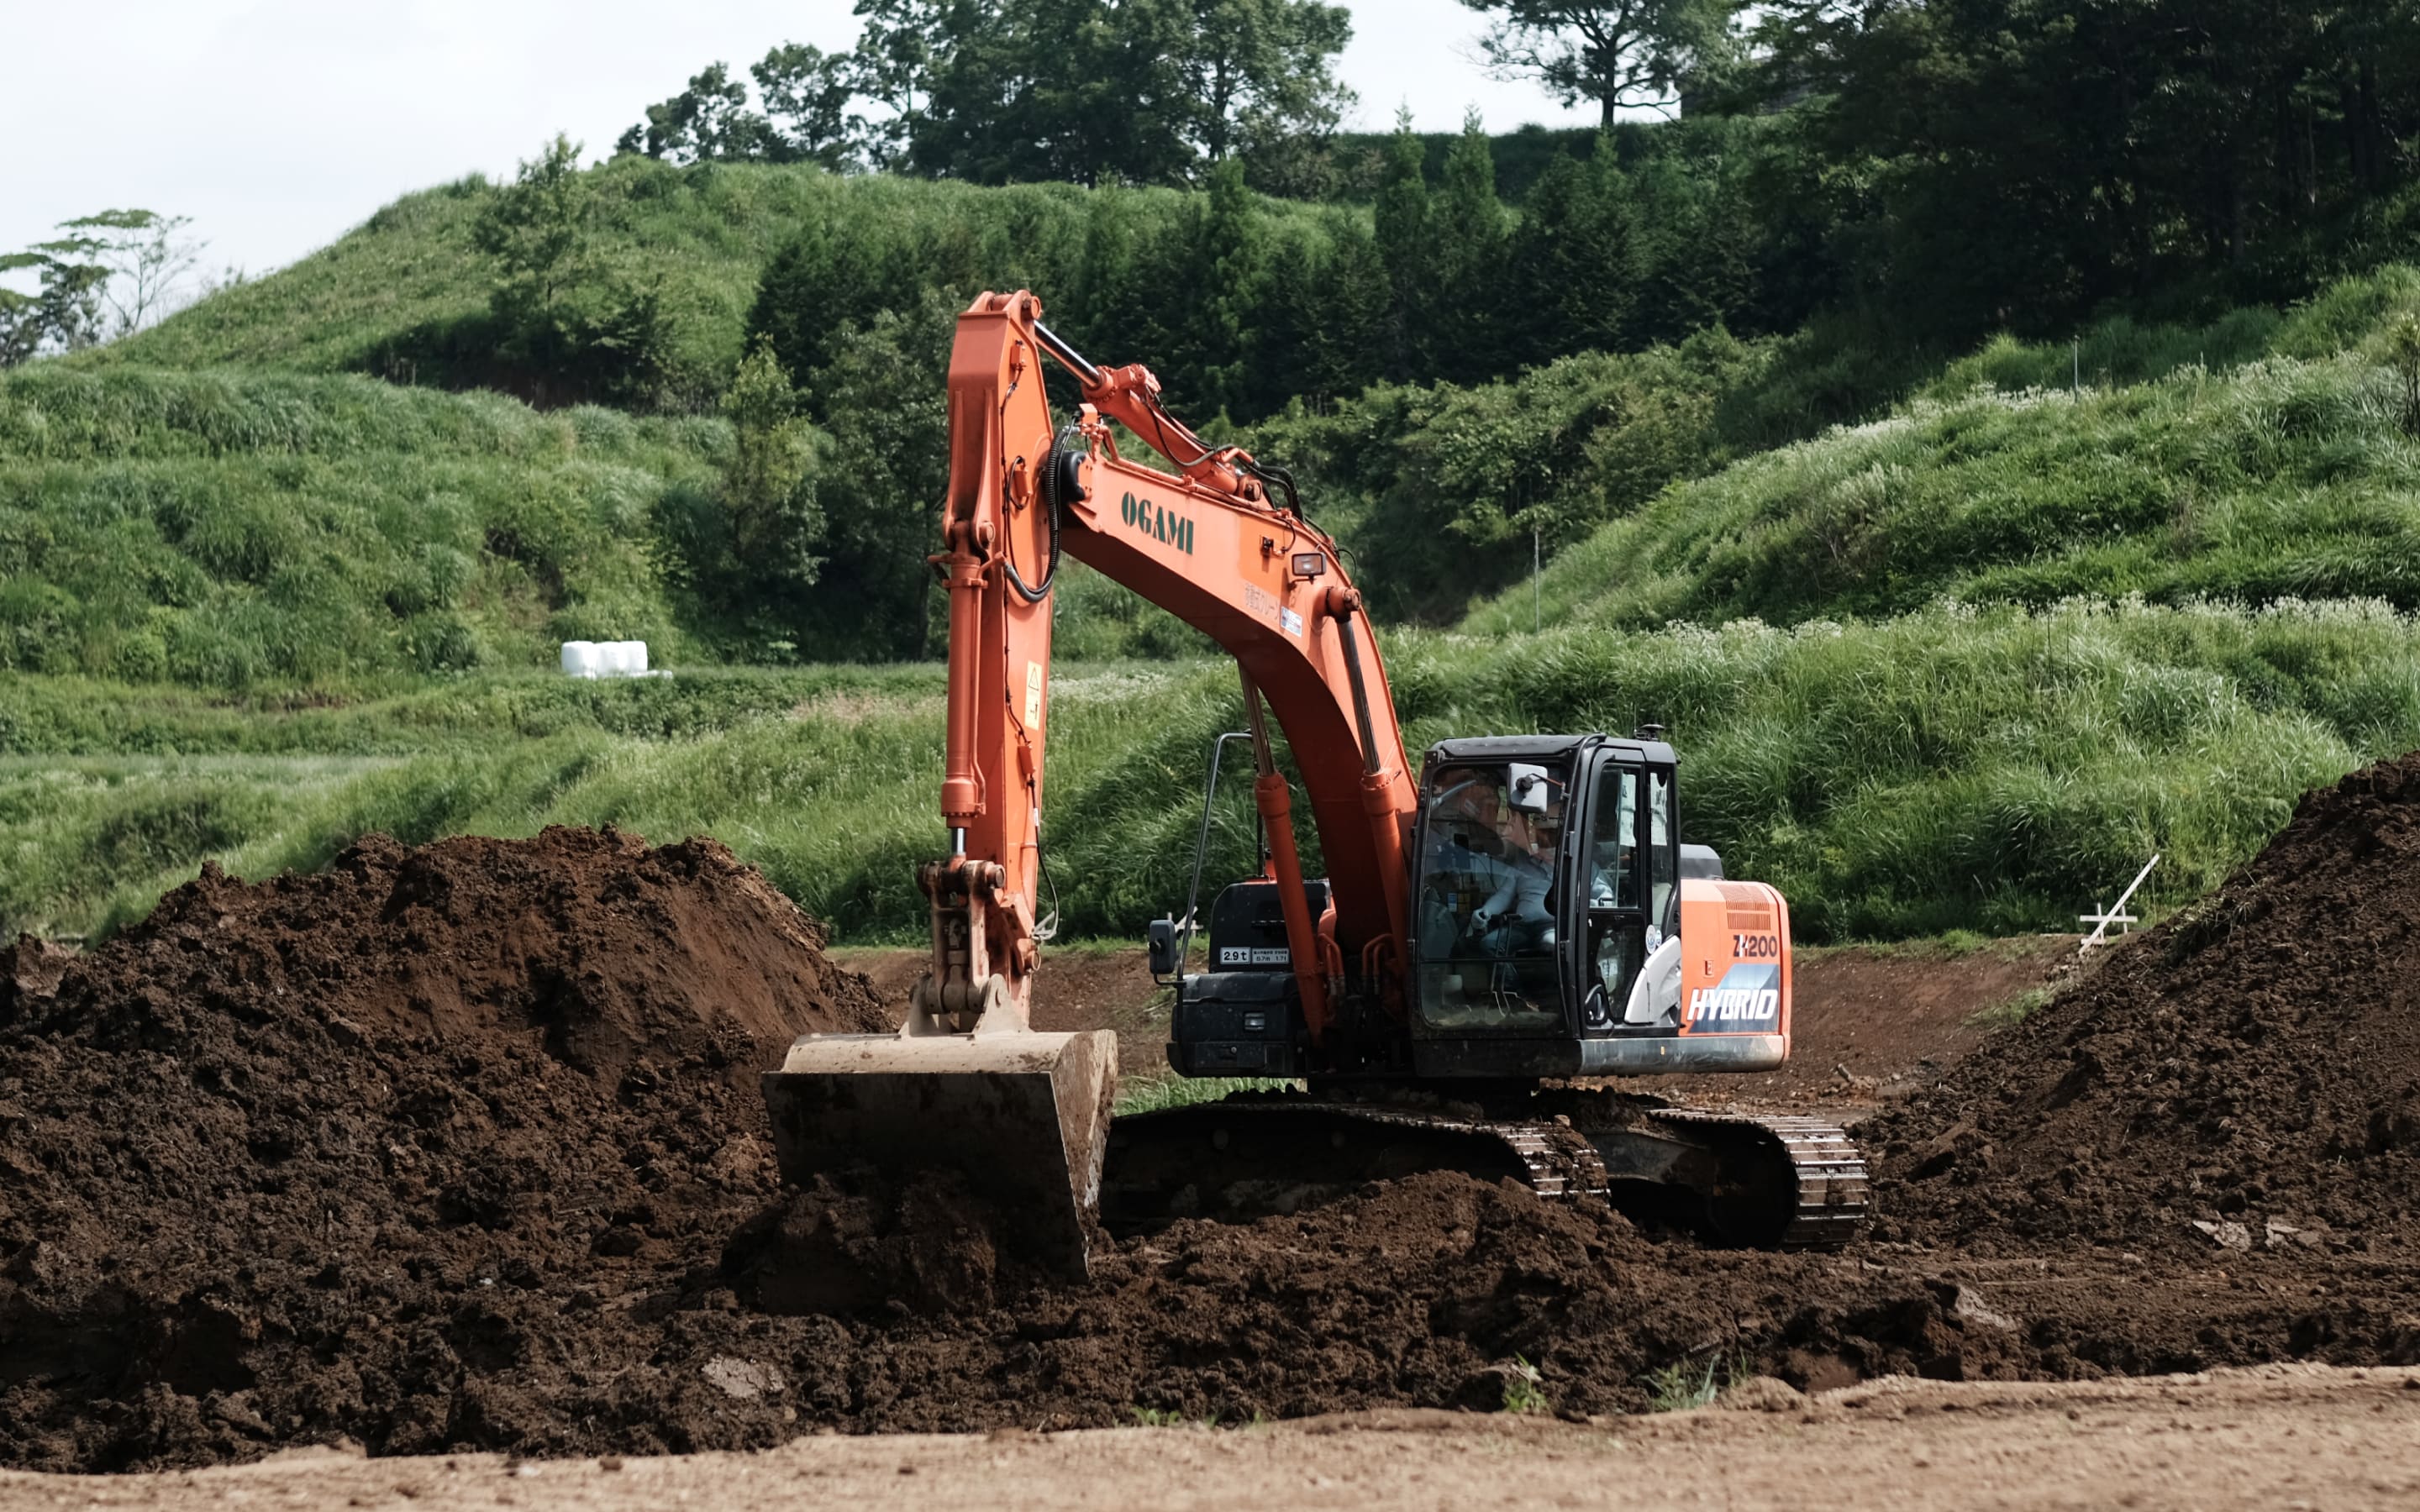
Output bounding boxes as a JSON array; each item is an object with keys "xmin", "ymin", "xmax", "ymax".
[{"xmin": 760, "ymin": 1028, "xmax": 1118, "ymax": 1279}]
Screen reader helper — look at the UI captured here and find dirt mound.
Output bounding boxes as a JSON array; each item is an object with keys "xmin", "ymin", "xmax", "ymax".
[
  {"xmin": 10, "ymin": 809, "xmax": 2420, "ymax": 1474},
  {"xmin": 0, "ymin": 827, "xmax": 886, "ymax": 1472},
  {"xmin": 1870, "ymin": 753, "xmax": 2420, "ymax": 1257}
]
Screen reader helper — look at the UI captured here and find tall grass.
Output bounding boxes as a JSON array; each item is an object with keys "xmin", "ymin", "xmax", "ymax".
[
  {"xmin": 12, "ymin": 599, "xmax": 2420, "ymax": 946},
  {"xmin": 1406, "ymin": 598, "xmax": 2417, "ymax": 937},
  {"xmin": 0, "ymin": 366, "xmax": 722, "ymax": 686},
  {"xmin": 1465, "ymin": 266, "xmax": 2420, "ymax": 638}
]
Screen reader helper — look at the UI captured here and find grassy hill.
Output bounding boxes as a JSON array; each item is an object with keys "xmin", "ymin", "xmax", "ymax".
[
  {"xmin": 1463, "ymin": 267, "xmax": 2420, "ymax": 635},
  {"xmin": 14, "ymin": 165, "xmax": 2420, "ymax": 952},
  {"xmin": 98, "ymin": 156, "xmax": 1342, "ymax": 402},
  {"xmin": 0, "ymin": 365, "xmax": 719, "ymax": 685}
]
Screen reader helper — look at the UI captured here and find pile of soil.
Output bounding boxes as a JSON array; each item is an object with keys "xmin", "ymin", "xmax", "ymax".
[
  {"xmin": 0, "ymin": 826, "xmax": 2022, "ymax": 1471},
  {"xmin": 9, "ymin": 800, "xmax": 2420, "ymax": 1475},
  {"xmin": 1869, "ymin": 753, "xmax": 2420, "ymax": 1257},
  {"xmin": 0, "ymin": 827, "xmax": 886, "ymax": 1471}
]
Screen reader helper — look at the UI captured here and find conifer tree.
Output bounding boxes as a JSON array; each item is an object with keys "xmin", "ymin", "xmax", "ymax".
[
  {"xmin": 1429, "ymin": 110, "xmax": 1512, "ymax": 383},
  {"xmin": 1371, "ymin": 111, "xmax": 1434, "ymax": 380}
]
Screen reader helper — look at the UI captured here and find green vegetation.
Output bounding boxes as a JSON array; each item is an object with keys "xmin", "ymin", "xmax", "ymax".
[
  {"xmin": 1642, "ymin": 1352, "xmax": 1752, "ymax": 1413},
  {"xmin": 16, "ymin": 275, "xmax": 2420, "ymax": 941},
  {"xmin": 1113, "ymin": 1075, "xmax": 1297, "ymax": 1116},
  {"xmin": 1501, "ymin": 1356, "xmax": 1551, "ymax": 1415},
  {"xmin": 13, "ymin": 3, "xmax": 2420, "ymax": 958},
  {"xmin": 1463, "ymin": 267, "xmax": 2420, "ymax": 635},
  {"xmin": 0, "ymin": 365, "xmax": 718, "ymax": 685},
  {"xmin": 18, "ymin": 592, "xmax": 2420, "ymax": 948},
  {"xmin": 1968, "ymin": 985, "xmax": 2057, "ymax": 1032}
]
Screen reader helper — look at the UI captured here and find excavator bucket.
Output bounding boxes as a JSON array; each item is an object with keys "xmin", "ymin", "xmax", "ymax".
[{"xmin": 760, "ymin": 1028, "xmax": 1120, "ymax": 1279}]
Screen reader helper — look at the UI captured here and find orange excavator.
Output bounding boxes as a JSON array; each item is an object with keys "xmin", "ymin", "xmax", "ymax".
[{"xmin": 761, "ymin": 291, "xmax": 1865, "ymax": 1275}]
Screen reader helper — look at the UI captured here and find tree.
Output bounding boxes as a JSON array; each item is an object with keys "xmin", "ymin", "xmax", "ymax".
[
  {"xmin": 850, "ymin": 0, "xmax": 978, "ymax": 171},
  {"xmin": 623, "ymin": 0, "xmax": 1353, "ymax": 186},
  {"xmin": 801, "ymin": 298, "xmax": 956, "ymax": 659},
  {"xmin": 721, "ymin": 339, "xmax": 828, "ymax": 625},
  {"xmin": 1156, "ymin": 156, "xmax": 1265, "ymax": 412},
  {"xmin": 1371, "ymin": 111, "xmax": 1434, "ymax": 378},
  {"xmin": 0, "ymin": 250, "xmax": 105, "ymax": 366},
  {"xmin": 473, "ymin": 135, "xmax": 601, "ymax": 373},
  {"xmin": 1178, "ymin": 0, "xmax": 1356, "ymax": 165},
  {"xmin": 472, "ymin": 136, "xmax": 676, "ymax": 403},
  {"xmin": 1428, "ymin": 110, "xmax": 1512, "ymax": 382},
  {"xmin": 617, "ymin": 49, "xmax": 861, "ymax": 168},
  {"xmin": 752, "ymin": 44, "xmax": 860, "ymax": 166},
  {"xmin": 1755, "ymin": 0, "xmax": 2420, "ymax": 343},
  {"xmin": 0, "ymin": 208, "xmax": 200, "ymax": 367},
  {"xmin": 1505, "ymin": 143, "xmax": 1639, "ymax": 368},
  {"xmin": 1460, "ymin": 0, "xmax": 1740, "ymax": 128},
  {"xmin": 1306, "ymin": 214, "xmax": 1390, "ymax": 401},
  {"xmin": 614, "ymin": 64, "xmax": 775, "ymax": 165},
  {"xmin": 48, "ymin": 211, "xmax": 206, "ymax": 337}
]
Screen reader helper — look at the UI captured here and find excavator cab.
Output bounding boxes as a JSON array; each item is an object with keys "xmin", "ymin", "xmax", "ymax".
[
  {"xmin": 1404, "ymin": 734, "xmax": 1687, "ymax": 1074},
  {"xmin": 1164, "ymin": 732, "xmax": 1792, "ymax": 1083}
]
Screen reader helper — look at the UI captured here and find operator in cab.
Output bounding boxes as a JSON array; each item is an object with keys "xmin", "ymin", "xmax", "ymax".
[{"xmin": 1470, "ymin": 773, "xmax": 1561, "ymax": 954}]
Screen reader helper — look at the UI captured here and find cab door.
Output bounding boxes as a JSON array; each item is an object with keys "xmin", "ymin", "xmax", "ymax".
[
  {"xmin": 1566, "ymin": 750, "xmax": 1677, "ymax": 1032},
  {"xmin": 1570, "ymin": 751, "xmax": 1642, "ymax": 1032}
]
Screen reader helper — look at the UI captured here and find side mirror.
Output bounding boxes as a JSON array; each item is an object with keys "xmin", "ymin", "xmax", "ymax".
[
  {"xmin": 1507, "ymin": 762, "xmax": 1552, "ymax": 814},
  {"xmin": 1147, "ymin": 916, "xmax": 1179, "ymax": 978}
]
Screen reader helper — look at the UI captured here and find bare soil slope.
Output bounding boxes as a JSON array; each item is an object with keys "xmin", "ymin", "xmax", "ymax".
[
  {"xmin": 0, "ymin": 828, "xmax": 887, "ymax": 1471},
  {"xmin": 1870, "ymin": 752, "xmax": 2420, "ymax": 1257}
]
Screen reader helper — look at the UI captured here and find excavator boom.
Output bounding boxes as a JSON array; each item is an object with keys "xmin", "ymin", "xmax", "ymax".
[{"xmin": 761, "ymin": 291, "xmax": 1402, "ymax": 1276}]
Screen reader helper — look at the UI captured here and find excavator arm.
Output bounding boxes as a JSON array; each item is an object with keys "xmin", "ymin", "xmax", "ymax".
[
  {"xmin": 762, "ymin": 290, "xmax": 1418, "ymax": 1275},
  {"xmin": 926, "ymin": 290, "xmax": 1419, "ymax": 1042}
]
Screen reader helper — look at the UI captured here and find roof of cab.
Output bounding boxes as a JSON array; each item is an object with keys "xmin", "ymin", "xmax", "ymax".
[{"xmin": 1422, "ymin": 733, "xmax": 1677, "ymax": 767}]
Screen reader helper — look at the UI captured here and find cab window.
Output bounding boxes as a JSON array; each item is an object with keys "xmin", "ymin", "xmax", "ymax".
[
  {"xmin": 1586, "ymin": 766, "xmax": 1639, "ymax": 911},
  {"xmin": 1647, "ymin": 769, "xmax": 1676, "ymax": 930},
  {"xmin": 1581, "ymin": 764, "xmax": 1646, "ymax": 1014},
  {"xmin": 1413, "ymin": 761, "xmax": 1567, "ymax": 1032}
]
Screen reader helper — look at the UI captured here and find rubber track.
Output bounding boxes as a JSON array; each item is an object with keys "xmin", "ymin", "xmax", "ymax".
[
  {"xmin": 1154, "ymin": 1099, "xmax": 1870, "ymax": 1251},
  {"xmin": 1647, "ymin": 1108, "xmax": 1870, "ymax": 1252}
]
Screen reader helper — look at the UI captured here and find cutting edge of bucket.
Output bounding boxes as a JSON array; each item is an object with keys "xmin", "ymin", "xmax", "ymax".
[{"xmin": 758, "ymin": 1028, "xmax": 1118, "ymax": 1278}]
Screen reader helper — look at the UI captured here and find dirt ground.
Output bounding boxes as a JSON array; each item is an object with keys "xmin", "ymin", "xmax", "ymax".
[
  {"xmin": 12, "ymin": 764, "xmax": 2420, "ymax": 1504},
  {"xmin": 834, "ymin": 935, "xmax": 2077, "ymax": 1098},
  {"xmin": 8, "ymin": 1364, "xmax": 2415, "ymax": 1511}
]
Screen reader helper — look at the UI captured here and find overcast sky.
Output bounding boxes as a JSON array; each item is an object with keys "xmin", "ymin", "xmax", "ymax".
[{"xmin": 3, "ymin": 0, "xmax": 1586, "ymax": 286}]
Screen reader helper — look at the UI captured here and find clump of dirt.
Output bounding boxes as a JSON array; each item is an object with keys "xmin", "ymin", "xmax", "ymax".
[
  {"xmin": 0, "ymin": 827, "xmax": 886, "ymax": 1472},
  {"xmin": 723, "ymin": 1171, "xmax": 2024, "ymax": 1431},
  {"xmin": 1870, "ymin": 753, "xmax": 2420, "ymax": 1257},
  {"xmin": 725, "ymin": 1169, "xmax": 1008, "ymax": 1316}
]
